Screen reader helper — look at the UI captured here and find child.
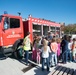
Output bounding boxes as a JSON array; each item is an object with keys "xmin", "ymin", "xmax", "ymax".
[
  {"xmin": 57, "ymin": 38, "xmax": 61, "ymax": 63},
  {"xmin": 17, "ymin": 45, "xmax": 24, "ymax": 59},
  {"xmin": 67, "ymin": 38, "xmax": 72, "ymax": 62},
  {"xmin": 72, "ymin": 38, "xmax": 76, "ymax": 62},
  {"xmin": 32, "ymin": 38, "xmax": 40, "ymax": 62},
  {"xmin": 32, "ymin": 40, "xmax": 37, "ymax": 62},
  {"xmin": 37, "ymin": 49, "xmax": 41, "ymax": 64},
  {"xmin": 36, "ymin": 38, "xmax": 41, "ymax": 64},
  {"xmin": 41, "ymin": 39, "xmax": 51, "ymax": 71},
  {"xmin": 51, "ymin": 38, "xmax": 58, "ymax": 66}
]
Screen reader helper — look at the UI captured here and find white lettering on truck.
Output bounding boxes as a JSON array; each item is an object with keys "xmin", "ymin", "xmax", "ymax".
[{"xmin": 7, "ymin": 34, "xmax": 21, "ymax": 38}]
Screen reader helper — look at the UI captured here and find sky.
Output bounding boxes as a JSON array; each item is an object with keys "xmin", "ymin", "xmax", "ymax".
[{"xmin": 0, "ymin": 0, "xmax": 76, "ymax": 25}]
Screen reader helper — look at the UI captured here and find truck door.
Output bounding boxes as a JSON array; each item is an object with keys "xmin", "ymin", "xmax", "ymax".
[{"xmin": 2, "ymin": 17, "xmax": 23, "ymax": 46}]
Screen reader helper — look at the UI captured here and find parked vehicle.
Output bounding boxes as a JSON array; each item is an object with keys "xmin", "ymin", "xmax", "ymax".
[{"xmin": 0, "ymin": 13, "xmax": 60, "ymax": 58}]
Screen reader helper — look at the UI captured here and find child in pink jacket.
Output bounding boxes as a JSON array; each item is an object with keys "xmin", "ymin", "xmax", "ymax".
[{"xmin": 57, "ymin": 38, "xmax": 61, "ymax": 63}]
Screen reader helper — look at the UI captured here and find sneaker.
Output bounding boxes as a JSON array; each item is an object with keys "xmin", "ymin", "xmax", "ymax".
[
  {"xmin": 74, "ymin": 60, "xmax": 76, "ymax": 63},
  {"xmin": 26, "ymin": 63, "xmax": 30, "ymax": 66},
  {"xmin": 62, "ymin": 62, "xmax": 67, "ymax": 64},
  {"xmin": 55, "ymin": 64, "xmax": 58, "ymax": 66},
  {"xmin": 47, "ymin": 68, "xmax": 50, "ymax": 71},
  {"xmin": 69, "ymin": 61, "xmax": 72, "ymax": 63},
  {"xmin": 51, "ymin": 64, "xmax": 55, "ymax": 67},
  {"xmin": 42, "ymin": 68, "xmax": 44, "ymax": 71},
  {"xmin": 38, "ymin": 64, "xmax": 41, "ymax": 67}
]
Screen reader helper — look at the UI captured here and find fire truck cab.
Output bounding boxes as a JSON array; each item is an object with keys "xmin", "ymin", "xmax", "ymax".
[{"xmin": 0, "ymin": 14, "xmax": 24, "ymax": 56}]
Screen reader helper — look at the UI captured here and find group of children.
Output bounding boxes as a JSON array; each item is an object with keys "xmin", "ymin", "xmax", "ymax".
[
  {"xmin": 32, "ymin": 35, "xmax": 61, "ymax": 71},
  {"xmin": 32, "ymin": 34, "xmax": 76, "ymax": 71},
  {"xmin": 17, "ymin": 33, "xmax": 76, "ymax": 71}
]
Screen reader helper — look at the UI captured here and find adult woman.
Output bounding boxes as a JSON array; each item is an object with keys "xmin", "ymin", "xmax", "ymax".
[{"xmin": 23, "ymin": 32, "xmax": 31, "ymax": 65}]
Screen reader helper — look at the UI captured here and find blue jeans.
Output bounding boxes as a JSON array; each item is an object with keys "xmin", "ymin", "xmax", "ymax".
[
  {"xmin": 42, "ymin": 57, "xmax": 49, "ymax": 70},
  {"xmin": 62, "ymin": 50, "xmax": 72, "ymax": 63},
  {"xmin": 62, "ymin": 50, "xmax": 67, "ymax": 63},
  {"xmin": 49, "ymin": 53, "xmax": 52, "ymax": 63},
  {"xmin": 51, "ymin": 52, "xmax": 57, "ymax": 66},
  {"xmin": 67, "ymin": 50, "xmax": 72, "ymax": 62},
  {"xmin": 24, "ymin": 51, "xmax": 29, "ymax": 64}
]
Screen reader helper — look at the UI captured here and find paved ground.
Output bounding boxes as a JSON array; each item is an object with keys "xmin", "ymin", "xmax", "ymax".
[
  {"xmin": 23, "ymin": 62, "xmax": 76, "ymax": 75},
  {"xmin": 23, "ymin": 65, "xmax": 55, "ymax": 75},
  {"xmin": 0, "ymin": 57, "xmax": 52, "ymax": 75},
  {"xmin": 0, "ymin": 54, "xmax": 76, "ymax": 75},
  {"xmin": 0, "ymin": 57, "xmax": 27, "ymax": 75}
]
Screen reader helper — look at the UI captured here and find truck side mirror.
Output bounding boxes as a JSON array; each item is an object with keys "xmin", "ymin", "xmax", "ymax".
[{"xmin": 4, "ymin": 17, "xmax": 9, "ymax": 30}]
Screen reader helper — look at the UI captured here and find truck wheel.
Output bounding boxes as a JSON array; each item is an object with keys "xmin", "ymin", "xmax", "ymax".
[
  {"xmin": 13, "ymin": 39, "xmax": 23, "ymax": 59},
  {"xmin": 0, "ymin": 47, "xmax": 13, "ymax": 58},
  {"xmin": 13, "ymin": 49, "xmax": 23, "ymax": 59},
  {"xmin": 0, "ymin": 47, "xmax": 5, "ymax": 57},
  {"xmin": 13, "ymin": 51, "xmax": 19, "ymax": 59}
]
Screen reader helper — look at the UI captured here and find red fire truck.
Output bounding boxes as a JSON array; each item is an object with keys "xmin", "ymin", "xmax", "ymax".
[{"xmin": 0, "ymin": 13, "xmax": 60, "ymax": 57}]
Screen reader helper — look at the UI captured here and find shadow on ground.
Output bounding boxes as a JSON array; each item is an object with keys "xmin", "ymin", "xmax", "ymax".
[{"xmin": 34, "ymin": 66, "xmax": 50, "ymax": 75}]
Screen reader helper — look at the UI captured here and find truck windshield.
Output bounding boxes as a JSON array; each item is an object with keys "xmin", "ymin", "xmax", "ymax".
[{"xmin": 0, "ymin": 15, "xmax": 2, "ymax": 22}]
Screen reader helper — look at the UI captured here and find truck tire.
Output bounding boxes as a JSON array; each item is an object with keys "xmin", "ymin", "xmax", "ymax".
[
  {"xmin": 13, "ymin": 39, "xmax": 23, "ymax": 59},
  {"xmin": 0, "ymin": 47, "xmax": 3, "ymax": 54},
  {"xmin": 0, "ymin": 46, "xmax": 13, "ymax": 58},
  {"xmin": 0, "ymin": 47, "xmax": 5, "ymax": 57}
]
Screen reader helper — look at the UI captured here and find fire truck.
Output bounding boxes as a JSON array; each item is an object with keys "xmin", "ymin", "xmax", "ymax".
[{"xmin": 0, "ymin": 13, "xmax": 60, "ymax": 57}]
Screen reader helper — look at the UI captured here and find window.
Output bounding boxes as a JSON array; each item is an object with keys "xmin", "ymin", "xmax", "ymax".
[
  {"xmin": 4, "ymin": 17, "xmax": 9, "ymax": 29},
  {"xmin": 10, "ymin": 18, "xmax": 20, "ymax": 28},
  {"xmin": 0, "ymin": 15, "xmax": 2, "ymax": 22}
]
